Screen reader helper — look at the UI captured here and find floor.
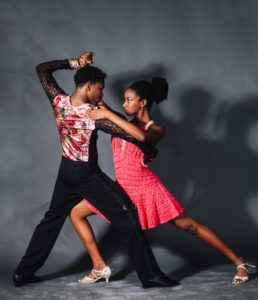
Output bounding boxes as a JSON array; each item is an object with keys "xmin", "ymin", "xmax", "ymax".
[{"xmin": 1, "ymin": 265, "xmax": 258, "ymax": 300}]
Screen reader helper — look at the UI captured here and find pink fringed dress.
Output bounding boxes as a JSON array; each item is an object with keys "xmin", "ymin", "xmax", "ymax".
[{"xmin": 84, "ymin": 121, "xmax": 184, "ymax": 229}]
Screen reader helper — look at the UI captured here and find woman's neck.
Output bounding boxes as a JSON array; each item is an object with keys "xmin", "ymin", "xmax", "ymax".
[{"xmin": 136, "ymin": 108, "xmax": 152, "ymax": 124}]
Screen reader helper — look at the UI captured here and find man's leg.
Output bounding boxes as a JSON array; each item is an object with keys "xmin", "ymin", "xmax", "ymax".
[
  {"xmin": 75, "ymin": 169, "xmax": 179, "ymax": 287},
  {"xmin": 14, "ymin": 175, "xmax": 81, "ymax": 285}
]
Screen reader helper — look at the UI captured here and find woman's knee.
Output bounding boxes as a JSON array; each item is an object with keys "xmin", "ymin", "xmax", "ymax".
[
  {"xmin": 70, "ymin": 201, "xmax": 94, "ymax": 221},
  {"xmin": 69, "ymin": 206, "xmax": 79, "ymax": 222},
  {"xmin": 185, "ymin": 224, "xmax": 197, "ymax": 235},
  {"xmin": 173, "ymin": 214, "xmax": 198, "ymax": 235}
]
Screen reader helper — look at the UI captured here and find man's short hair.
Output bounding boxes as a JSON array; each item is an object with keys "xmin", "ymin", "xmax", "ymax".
[{"xmin": 74, "ymin": 65, "xmax": 107, "ymax": 87}]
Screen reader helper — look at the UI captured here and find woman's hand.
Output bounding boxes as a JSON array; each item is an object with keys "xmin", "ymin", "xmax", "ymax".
[
  {"xmin": 78, "ymin": 51, "xmax": 94, "ymax": 67},
  {"xmin": 86, "ymin": 105, "xmax": 111, "ymax": 120}
]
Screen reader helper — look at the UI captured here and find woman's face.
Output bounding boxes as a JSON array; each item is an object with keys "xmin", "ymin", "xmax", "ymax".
[{"xmin": 123, "ymin": 88, "xmax": 142, "ymax": 115}]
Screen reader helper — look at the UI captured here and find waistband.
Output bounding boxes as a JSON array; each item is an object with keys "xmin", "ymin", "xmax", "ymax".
[
  {"xmin": 61, "ymin": 156, "xmax": 100, "ymax": 170},
  {"xmin": 61, "ymin": 156, "xmax": 89, "ymax": 164}
]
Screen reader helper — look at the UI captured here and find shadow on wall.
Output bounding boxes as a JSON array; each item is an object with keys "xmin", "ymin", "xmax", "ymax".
[
  {"xmin": 147, "ymin": 91, "xmax": 258, "ymax": 267},
  {"xmin": 29, "ymin": 68, "xmax": 258, "ymax": 283}
]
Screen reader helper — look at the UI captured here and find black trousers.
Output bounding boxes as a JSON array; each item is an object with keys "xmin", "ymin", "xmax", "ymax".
[{"xmin": 16, "ymin": 157, "xmax": 163, "ymax": 284}]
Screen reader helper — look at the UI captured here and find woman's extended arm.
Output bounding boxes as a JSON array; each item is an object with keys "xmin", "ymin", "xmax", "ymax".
[
  {"xmin": 95, "ymin": 118, "xmax": 158, "ymax": 161},
  {"xmin": 88, "ymin": 105, "xmax": 166, "ymax": 145}
]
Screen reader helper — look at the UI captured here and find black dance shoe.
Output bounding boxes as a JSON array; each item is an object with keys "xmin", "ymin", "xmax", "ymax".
[
  {"xmin": 13, "ymin": 272, "xmax": 41, "ymax": 287},
  {"xmin": 142, "ymin": 274, "xmax": 179, "ymax": 288}
]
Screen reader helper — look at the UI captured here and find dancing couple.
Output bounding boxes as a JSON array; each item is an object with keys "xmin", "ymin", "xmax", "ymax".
[{"xmin": 13, "ymin": 51, "xmax": 255, "ymax": 288}]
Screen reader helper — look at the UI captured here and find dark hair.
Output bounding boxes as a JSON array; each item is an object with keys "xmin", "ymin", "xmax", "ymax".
[
  {"xmin": 74, "ymin": 65, "xmax": 107, "ymax": 87},
  {"xmin": 128, "ymin": 77, "xmax": 168, "ymax": 109}
]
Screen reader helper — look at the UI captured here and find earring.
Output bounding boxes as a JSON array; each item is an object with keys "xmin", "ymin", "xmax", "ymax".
[{"xmin": 138, "ymin": 108, "xmax": 144, "ymax": 119}]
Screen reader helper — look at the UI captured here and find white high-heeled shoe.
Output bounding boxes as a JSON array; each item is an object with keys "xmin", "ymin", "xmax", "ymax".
[
  {"xmin": 78, "ymin": 266, "xmax": 112, "ymax": 284},
  {"xmin": 232, "ymin": 263, "xmax": 256, "ymax": 285}
]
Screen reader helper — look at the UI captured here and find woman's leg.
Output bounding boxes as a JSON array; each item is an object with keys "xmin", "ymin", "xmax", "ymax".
[
  {"xmin": 169, "ymin": 213, "xmax": 247, "ymax": 278},
  {"xmin": 70, "ymin": 201, "xmax": 107, "ymax": 274}
]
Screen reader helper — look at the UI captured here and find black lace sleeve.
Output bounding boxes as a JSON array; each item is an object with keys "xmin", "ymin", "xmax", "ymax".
[
  {"xmin": 95, "ymin": 119, "xmax": 158, "ymax": 160},
  {"xmin": 36, "ymin": 60, "xmax": 71, "ymax": 103}
]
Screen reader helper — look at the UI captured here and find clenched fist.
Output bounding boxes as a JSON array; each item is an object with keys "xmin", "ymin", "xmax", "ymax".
[{"xmin": 78, "ymin": 51, "xmax": 94, "ymax": 67}]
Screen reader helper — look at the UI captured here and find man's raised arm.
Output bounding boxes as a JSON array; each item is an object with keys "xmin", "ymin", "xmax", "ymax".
[
  {"xmin": 36, "ymin": 52, "xmax": 93, "ymax": 103},
  {"xmin": 36, "ymin": 60, "xmax": 73, "ymax": 103}
]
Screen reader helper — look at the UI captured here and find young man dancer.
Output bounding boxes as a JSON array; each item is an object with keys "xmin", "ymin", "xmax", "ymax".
[{"xmin": 13, "ymin": 52, "xmax": 178, "ymax": 288}]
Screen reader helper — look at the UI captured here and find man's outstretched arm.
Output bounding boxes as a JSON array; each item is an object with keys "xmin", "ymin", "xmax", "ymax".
[{"xmin": 95, "ymin": 119, "xmax": 158, "ymax": 161}]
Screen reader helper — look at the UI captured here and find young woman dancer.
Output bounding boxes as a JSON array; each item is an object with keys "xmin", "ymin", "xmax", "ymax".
[{"xmin": 70, "ymin": 79, "xmax": 255, "ymax": 285}]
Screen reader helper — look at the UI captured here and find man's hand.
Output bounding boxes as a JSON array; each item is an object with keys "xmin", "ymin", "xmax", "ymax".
[
  {"xmin": 78, "ymin": 51, "xmax": 94, "ymax": 67},
  {"xmin": 68, "ymin": 52, "xmax": 94, "ymax": 70}
]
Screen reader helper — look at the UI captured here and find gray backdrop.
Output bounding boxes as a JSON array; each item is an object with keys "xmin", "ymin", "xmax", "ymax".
[{"xmin": 1, "ymin": 0, "xmax": 258, "ymax": 282}]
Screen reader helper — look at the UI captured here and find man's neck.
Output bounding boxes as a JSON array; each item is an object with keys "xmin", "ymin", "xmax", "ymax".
[{"xmin": 70, "ymin": 89, "xmax": 91, "ymax": 106}]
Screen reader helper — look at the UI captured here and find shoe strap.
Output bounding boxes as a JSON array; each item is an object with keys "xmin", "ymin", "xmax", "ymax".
[
  {"xmin": 236, "ymin": 263, "xmax": 256, "ymax": 272},
  {"xmin": 233, "ymin": 275, "xmax": 248, "ymax": 280},
  {"xmin": 92, "ymin": 266, "xmax": 109, "ymax": 277},
  {"xmin": 80, "ymin": 275, "xmax": 95, "ymax": 283},
  {"xmin": 92, "ymin": 266, "xmax": 107, "ymax": 272},
  {"xmin": 91, "ymin": 270, "xmax": 102, "ymax": 278}
]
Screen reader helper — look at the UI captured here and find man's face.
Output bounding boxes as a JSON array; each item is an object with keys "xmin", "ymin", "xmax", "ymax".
[{"xmin": 87, "ymin": 81, "xmax": 104, "ymax": 105}]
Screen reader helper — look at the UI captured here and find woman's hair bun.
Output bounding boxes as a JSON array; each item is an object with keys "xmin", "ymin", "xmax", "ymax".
[{"xmin": 151, "ymin": 77, "xmax": 168, "ymax": 104}]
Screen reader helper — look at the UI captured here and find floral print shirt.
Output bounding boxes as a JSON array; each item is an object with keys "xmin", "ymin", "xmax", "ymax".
[{"xmin": 52, "ymin": 94, "xmax": 96, "ymax": 161}]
